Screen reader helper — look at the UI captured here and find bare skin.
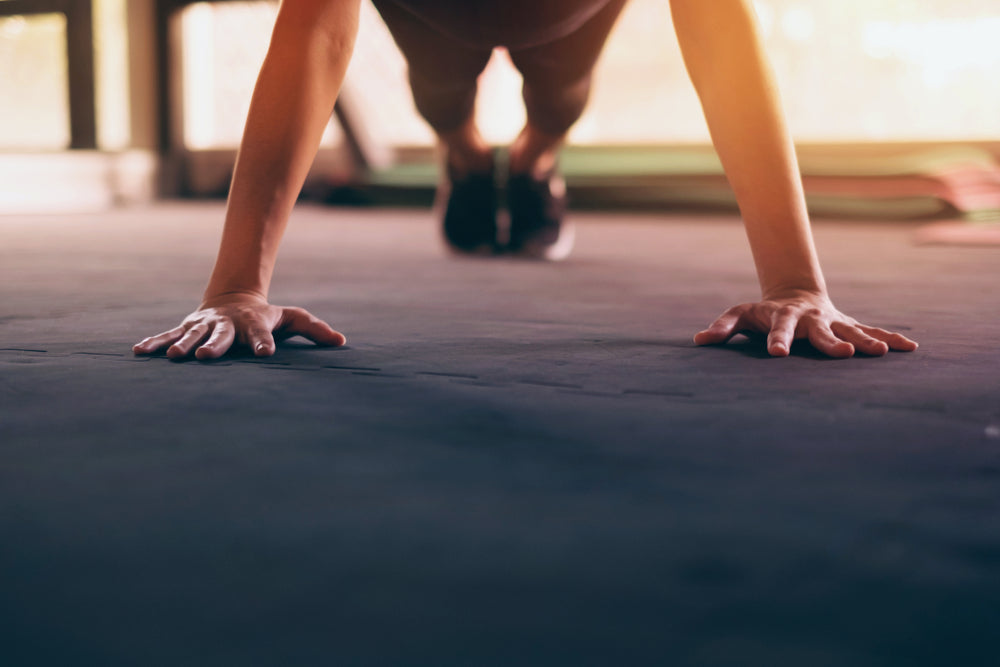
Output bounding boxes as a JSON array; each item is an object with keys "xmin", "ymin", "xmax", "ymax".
[
  {"xmin": 143, "ymin": 294, "xmax": 345, "ymax": 361},
  {"xmin": 669, "ymin": 0, "xmax": 916, "ymax": 356},
  {"xmin": 507, "ymin": 123, "xmax": 562, "ymax": 177},
  {"xmin": 135, "ymin": 0, "xmax": 359, "ymax": 359},
  {"xmin": 134, "ymin": 0, "xmax": 917, "ymax": 361},
  {"xmin": 438, "ymin": 116, "xmax": 494, "ymax": 175}
]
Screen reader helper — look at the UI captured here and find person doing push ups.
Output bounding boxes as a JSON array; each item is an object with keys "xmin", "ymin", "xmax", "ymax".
[{"xmin": 134, "ymin": 0, "xmax": 919, "ymax": 361}]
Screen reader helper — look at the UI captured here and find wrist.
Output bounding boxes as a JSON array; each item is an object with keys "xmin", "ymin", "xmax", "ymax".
[
  {"xmin": 200, "ymin": 289, "xmax": 268, "ymax": 309},
  {"xmin": 761, "ymin": 285, "xmax": 830, "ymax": 303},
  {"xmin": 760, "ymin": 272, "xmax": 827, "ymax": 302}
]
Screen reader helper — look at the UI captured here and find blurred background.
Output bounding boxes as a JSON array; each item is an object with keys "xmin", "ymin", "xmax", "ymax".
[{"xmin": 1, "ymin": 0, "xmax": 999, "ymax": 219}]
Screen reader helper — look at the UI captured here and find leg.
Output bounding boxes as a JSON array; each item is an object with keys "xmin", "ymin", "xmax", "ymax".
[
  {"xmin": 507, "ymin": 122, "xmax": 564, "ymax": 179},
  {"xmin": 507, "ymin": 0, "xmax": 629, "ymax": 176},
  {"xmin": 436, "ymin": 114, "xmax": 494, "ymax": 176},
  {"xmin": 504, "ymin": 0, "xmax": 629, "ymax": 258},
  {"xmin": 371, "ymin": 0, "xmax": 493, "ymax": 174},
  {"xmin": 371, "ymin": 0, "xmax": 499, "ymax": 252}
]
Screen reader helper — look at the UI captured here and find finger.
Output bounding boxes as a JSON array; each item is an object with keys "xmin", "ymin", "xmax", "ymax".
[
  {"xmin": 694, "ymin": 306, "xmax": 748, "ymax": 346},
  {"xmin": 831, "ymin": 322, "xmax": 889, "ymax": 356},
  {"xmin": 857, "ymin": 325, "xmax": 919, "ymax": 352},
  {"xmin": 277, "ymin": 307, "xmax": 347, "ymax": 347},
  {"xmin": 195, "ymin": 319, "xmax": 236, "ymax": 360},
  {"xmin": 806, "ymin": 323, "xmax": 855, "ymax": 359},
  {"xmin": 166, "ymin": 324, "xmax": 211, "ymax": 359},
  {"xmin": 133, "ymin": 325, "xmax": 187, "ymax": 355},
  {"xmin": 766, "ymin": 308, "xmax": 797, "ymax": 357},
  {"xmin": 244, "ymin": 322, "xmax": 276, "ymax": 357}
]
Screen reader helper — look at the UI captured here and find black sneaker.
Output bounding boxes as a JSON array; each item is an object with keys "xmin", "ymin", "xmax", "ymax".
[
  {"xmin": 506, "ymin": 166, "xmax": 573, "ymax": 260},
  {"xmin": 438, "ymin": 158, "xmax": 498, "ymax": 255}
]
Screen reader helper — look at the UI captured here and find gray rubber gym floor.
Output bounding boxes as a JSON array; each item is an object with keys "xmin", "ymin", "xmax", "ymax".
[{"xmin": 2, "ymin": 203, "xmax": 998, "ymax": 666}]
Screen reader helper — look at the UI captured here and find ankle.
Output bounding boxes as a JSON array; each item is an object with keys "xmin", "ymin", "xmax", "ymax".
[
  {"xmin": 438, "ymin": 121, "xmax": 494, "ymax": 175},
  {"xmin": 508, "ymin": 127, "xmax": 562, "ymax": 177},
  {"xmin": 445, "ymin": 144, "xmax": 494, "ymax": 176},
  {"xmin": 508, "ymin": 149, "xmax": 558, "ymax": 178}
]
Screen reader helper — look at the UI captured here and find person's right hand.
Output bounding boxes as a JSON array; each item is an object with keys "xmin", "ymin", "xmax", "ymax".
[{"xmin": 132, "ymin": 294, "xmax": 346, "ymax": 360}]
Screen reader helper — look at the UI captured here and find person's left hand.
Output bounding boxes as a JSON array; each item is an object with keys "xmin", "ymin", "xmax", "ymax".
[{"xmin": 694, "ymin": 290, "xmax": 918, "ymax": 358}]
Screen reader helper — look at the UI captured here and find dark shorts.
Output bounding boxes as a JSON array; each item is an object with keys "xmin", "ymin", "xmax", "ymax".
[{"xmin": 371, "ymin": 0, "xmax": 629, "ymax": 134}]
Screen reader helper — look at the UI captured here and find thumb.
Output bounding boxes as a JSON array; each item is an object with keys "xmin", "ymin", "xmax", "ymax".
[{"xmin": 279, "ymin": 307, "xmax": 347, "ymax": 347}]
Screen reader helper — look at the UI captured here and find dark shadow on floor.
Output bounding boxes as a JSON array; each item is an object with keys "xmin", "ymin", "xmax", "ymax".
[{"xmin": 1, "ymin": 205, "xmax": 998, "ymax": 667}]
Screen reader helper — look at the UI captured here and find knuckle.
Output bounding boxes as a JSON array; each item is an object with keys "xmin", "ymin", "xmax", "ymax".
[
  {"xmin": 806, "ymin": 326, "xmax": 826, "ymax": 340},
  {"xmin": 775, "ymin": 305, "xmax": 797, "ymax": 317}
]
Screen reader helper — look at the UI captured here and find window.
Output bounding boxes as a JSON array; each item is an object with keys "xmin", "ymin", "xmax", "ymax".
[
  {"xmin": 0, "ymin": 0, "xmax": 130, "ymax": 151},
  {"xmin": 0, "ymin": 12, "xmax": 70, "ymax": 149},
  {"xmin": 583, "ymin": 0, "xmax": 1000, "ymax": 143},
  {"xmin": 176, "ymin": 0, "xmax": 1000, "ymax": 151},
  {"xmin": 179, "ymin": 1, "xmax": 343, "ymax": 149}
]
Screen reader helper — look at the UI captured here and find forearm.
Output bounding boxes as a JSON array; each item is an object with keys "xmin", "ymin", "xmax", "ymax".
[
  {"xmin": 204, "ymin": 0, "xmax": 360, "ymax": 304},
  {"xmin": 670, "ymin": 0, "xmax": 825, "ymax": 297}
]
